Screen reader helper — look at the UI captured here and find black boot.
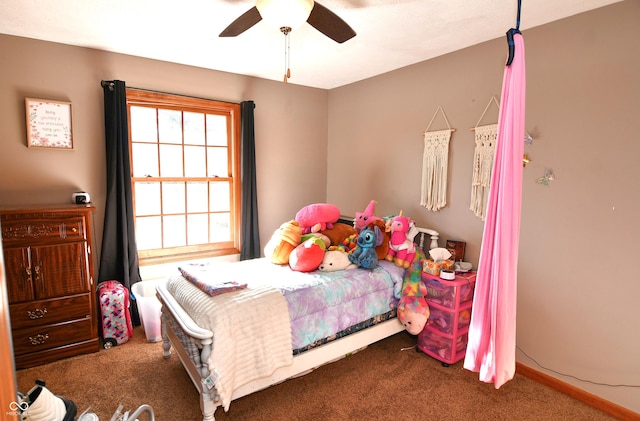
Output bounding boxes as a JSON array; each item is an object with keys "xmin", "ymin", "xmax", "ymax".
[{"xmin": 19, "ymin": 379, "xmax": 77, "ymax": 421}]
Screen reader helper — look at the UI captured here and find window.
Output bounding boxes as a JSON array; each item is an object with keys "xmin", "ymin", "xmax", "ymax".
[{"xmin": 126, "ymin": 89, "xmax": 241, "ymax": 264}]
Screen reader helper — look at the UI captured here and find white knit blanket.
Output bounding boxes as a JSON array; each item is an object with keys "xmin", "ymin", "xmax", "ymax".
[{"xmin": 167, "ymin": 276, "xmax": 293, "ymax": 411}]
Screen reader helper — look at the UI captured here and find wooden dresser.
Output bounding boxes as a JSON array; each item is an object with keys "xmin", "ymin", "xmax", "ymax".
[{"xmin": 0, "ymin": 204, "xmax": 100, "ymax": 368}]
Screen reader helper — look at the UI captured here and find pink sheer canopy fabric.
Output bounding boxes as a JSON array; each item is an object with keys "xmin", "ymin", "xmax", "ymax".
[{"xmin": 463, "ymin": 31, "xmax": 526, "ymax": 388}]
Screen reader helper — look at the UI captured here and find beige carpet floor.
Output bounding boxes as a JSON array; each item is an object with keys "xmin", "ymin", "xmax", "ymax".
[{"xmin": 15, "ymin": 327, "xmax": 617, "ymax": 420}]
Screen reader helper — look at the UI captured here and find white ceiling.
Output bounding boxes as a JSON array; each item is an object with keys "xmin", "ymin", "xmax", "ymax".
[{"xmin": 0, "ymin": 0, "xmax": 622, "ymax": 89}]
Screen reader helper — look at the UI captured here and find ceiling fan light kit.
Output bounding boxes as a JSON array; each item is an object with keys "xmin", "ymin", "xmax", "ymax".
[
  {"xmin": 256, "ymin": 0, "xmax": 313, "ymax": 30},
  {"xmin": 220, "ymin": 0, "xmax": 356, "ymax": 83},
  {"xmin": 220, "ymin": 1, "xmax": 356, "ymax": 44}
]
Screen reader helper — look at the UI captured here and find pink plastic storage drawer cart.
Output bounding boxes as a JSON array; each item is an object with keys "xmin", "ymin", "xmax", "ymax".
[{"xmin": 418, "ymin": 272, "xmax": 476, "ymax": 366}]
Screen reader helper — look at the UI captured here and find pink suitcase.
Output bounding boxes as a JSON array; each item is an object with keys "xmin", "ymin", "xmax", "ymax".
[{"xmin": 97, "ymin": 280, "xmax": 133, "ymax": 348}]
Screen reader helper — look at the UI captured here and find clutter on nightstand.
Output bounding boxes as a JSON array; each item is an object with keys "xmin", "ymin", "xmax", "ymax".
[
  {"xmin": 422, "ymin": 247, "xmax": 454, "ymax": 276},
  {"xmin": 445, "ymin": 240, "xmax": 466, "ymax": 262}
]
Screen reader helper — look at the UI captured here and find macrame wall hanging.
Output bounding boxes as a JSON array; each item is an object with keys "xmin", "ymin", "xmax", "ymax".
[
  {"xmin": 420, "ymin": 106, "xmax": 455, "ymax": 212},
  {"xmin": 470, "ymin": 97, "xmax": 500, "ymax": 220}
]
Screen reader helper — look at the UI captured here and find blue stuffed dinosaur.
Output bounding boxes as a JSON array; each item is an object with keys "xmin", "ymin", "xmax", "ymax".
[{"xmin": 348, "ymin": 225, "xmax": 383, "ymax": 269}]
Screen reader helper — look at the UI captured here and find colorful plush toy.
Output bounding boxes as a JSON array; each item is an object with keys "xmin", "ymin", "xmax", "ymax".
[
  {"xmin": 263, "ymin": 220, "xmax": 302, "ymax": 264},
  {"xmin": 397, "ymin": 248, "xmax": 430, "ymax": 335},
  {"xmin": 354, "ymin": 200, "xmax": 383, "ymax": 232},
  {"xmin": 348, "ymin": 225, "xmax": 383, "ymax": 269},
  {"xmin": 302, "ymin": 232, "xmax": 331, "ymax": 249},
  {"xmin": 318, "ymin": 250, "xmax": 357, "ymax": 272},
  {"xmin": 385, "ymin": 211, "xmax": 419, "ymax": 269},
  {"xmin": 329, "ymin": 233, "xmax": 358, "ymax": 254},
  {"xmin": 289, "ymin": 236, "xmax": 327, "ymax": 272},
  {"xmin": 321, "ymin": 222, "xmax": 357, "ymax": 247},
  {"xmin": 368, "ymin": 219, "xmax": 390, "ymax": 260},
  {"xmin": 295, "ymin": 203, "xmax": 341, "ymax": 234}
]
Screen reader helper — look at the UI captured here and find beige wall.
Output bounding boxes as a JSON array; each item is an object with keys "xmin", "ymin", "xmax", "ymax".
[
  {"xmin": 0, "ymin": 37, "xmax": 329, "ymax": 252},
  {"xmin": 328, "ymin": 1, "xmax": 639, "ymax": 413},
  {"xmin": 0, "ymin": 0, "xmax": 638, "ymax": 414}
]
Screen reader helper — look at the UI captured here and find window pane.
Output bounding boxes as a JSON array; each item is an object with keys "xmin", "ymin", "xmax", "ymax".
[
  {"xmin": 158, "ymin": 109, "xmax": 182, "ymax": 144},
  {"xmin": 131, "ymin": 143, "xmax": 158, "ymax": 177},
  {"xmin": 184, "ymin": 112, "xmax": 205, "ymax": 145},
  {"xmin": 162, "ymin": 182, "xmax": 185, "ymax": 214},
  {"xmin": 209, "ymin": 182, "xmax": 230, "ymax": 212},
  {"xmin": 184, "ymin": 145, "xmax": 206, "ymax": 177},
  {"xmin": 136, "ymin": 216, "xmax": 162, "ymax": 250},
  {"xmin": 130, "ymin": 106, "xmax": 157, "ymax": 143},
  {"xmin": 207, "ymin": 147, "xmax": 228, "ymax": 177},
  {"xmin": 159, "ymin": 144, "xmax": 184, "ymax": 177},
  {"xmin": 210, "ymin": 212, "xmax": 230, "ymax": 242},
  {"xmin": 163, "ymin": 215, "xmax": 186, "ymax": 247},
  {"xmin": 127, "ymin": 89, "xmax": 241, "ymax": 261},
  {"xmin": 186, "ymin": 182, "xmax": 208, "ymax": 213},
  {"xmin": 206, "ymin": 114, "xmax": 228, "ymax": 146},
  {"xmin": 187, "ymin": 214, "xmax": 209, "ymax": 245},
  {"xmin": 134, "ymin": 182, "xmax": 161, "ymax": 216}
]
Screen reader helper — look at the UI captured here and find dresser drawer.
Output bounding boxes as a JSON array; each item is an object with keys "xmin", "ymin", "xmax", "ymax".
[
  {"xmin": 12, "ymin": 318, "xmax": 94, "ymax": 356},
  {"xmin": 418, "ymin": 328, "xmax": 469, "ymax": 365},
  {"xmin": 0, "ymin": 217, "xmax": 86, "ymax": 245},
  {"xmin": 9, "ymin": 294, "xmax": 92, "ymax": 330},
  {"xmin": 426, "ymin": 302, "xmax": 472, "ymax": 335}
]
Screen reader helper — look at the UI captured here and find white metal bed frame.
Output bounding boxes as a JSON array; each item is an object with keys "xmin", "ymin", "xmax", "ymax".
[{"xmin": 155, "ymin": 226, "xmax": 439, "ymax": 421}]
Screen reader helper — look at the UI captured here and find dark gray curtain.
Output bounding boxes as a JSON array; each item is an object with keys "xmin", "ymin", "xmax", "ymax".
[
  {"xmin": 240, "ymin": 100, "xmax": 260, "ymax": 260},
  {"xmin": 99, "ymin": 79, "xmax": 141, "ymax": 326}
]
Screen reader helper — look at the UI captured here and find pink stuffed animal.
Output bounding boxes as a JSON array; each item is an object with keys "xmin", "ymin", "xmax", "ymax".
[
  {"xmin": 385, "ymin": 211, "xmax": 419, "ymax": 269},
  {"xmin": 354, "ymin": 200, "xmax": 383, "ymax": 232},
  {"xmin": 295, "ymin": 203, "xmax": 340, "ymax": 234}
]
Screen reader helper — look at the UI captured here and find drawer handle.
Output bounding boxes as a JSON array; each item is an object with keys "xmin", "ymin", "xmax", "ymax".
[
  {"xmin": 71, "ymin": 227, "xmax": 78, "ymax": 233},
  {"xmin": 27, "ymin": 308, "xmax": 48, "ymax": 319},
  {"xmin": 34, "ymin": 266, "xmax": 41, "ymax": 285},
  {"xmin": 29, "ymin": 333, "xmax": 49, "ymax": 346}
]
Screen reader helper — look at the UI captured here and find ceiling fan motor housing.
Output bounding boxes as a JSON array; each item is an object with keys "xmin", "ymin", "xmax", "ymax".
[{"xmin": 256, "ymin": 0, "xmax": 314, "ymax": 30}]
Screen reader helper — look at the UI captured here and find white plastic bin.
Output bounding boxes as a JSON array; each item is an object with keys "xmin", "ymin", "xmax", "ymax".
[{"xmin": 132, "ymin": 280, "xmax": 164, "ymax": 342}]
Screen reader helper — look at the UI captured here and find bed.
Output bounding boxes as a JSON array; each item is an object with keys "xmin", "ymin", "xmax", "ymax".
[{"xmin": 156, "ymin": 224, "xmax": 439, "ymax": 421}]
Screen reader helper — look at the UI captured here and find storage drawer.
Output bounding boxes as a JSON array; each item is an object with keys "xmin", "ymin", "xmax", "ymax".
[
  {"xmin": 12, "ymin": 318, "xmax": 94, "ymax": 355},
  {"xmin": 9, "ymin": 294, "xmax": 92, "ymax": 330},
  {"xmin": 423, "ymin": 272, "xmax": 476, "ymax": 309},
  {"xmin": 426, "ymin": 303, "xmax": 471, "ymax": 335},
  {"xmin": 1, "ymin": 217, "xmax": 86, "ymax": 245},
  {"xmin": 418, "ymin": 328, "xmax": 469, "ymax": 364}
]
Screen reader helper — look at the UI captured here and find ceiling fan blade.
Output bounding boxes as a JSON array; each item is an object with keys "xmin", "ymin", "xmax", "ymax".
[
  {"xmin": 307, "ymin": 2, "xmax": 356, "ymax": 43},
  {"xmin": 219, "ymin": 6, "xmax": 262, "ymax": 37}
]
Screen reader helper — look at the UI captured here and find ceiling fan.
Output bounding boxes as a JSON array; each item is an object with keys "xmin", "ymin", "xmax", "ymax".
[{"xmin": 219, "ymin": 0, "xmax": 356, "ymax": 43}]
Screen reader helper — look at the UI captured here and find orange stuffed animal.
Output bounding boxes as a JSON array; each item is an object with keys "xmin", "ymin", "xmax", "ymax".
[{"xmin": 263, "ymin": 220, "xmax": 302, "ymax": 264}]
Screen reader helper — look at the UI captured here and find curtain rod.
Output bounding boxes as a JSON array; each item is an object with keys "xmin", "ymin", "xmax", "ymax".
[
  {"xmin": 99, "ymin": 81, "xmax": 250, "ymax": 108},
  {"xmin": 100, "ymin": 80, "xmax": 114, "ymax": 91},
  {"xmin": 127, "ymin": 85, "xmax": 241, "ymax": 106}
]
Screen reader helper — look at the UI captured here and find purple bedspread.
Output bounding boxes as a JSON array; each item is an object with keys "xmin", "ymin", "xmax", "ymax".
[
  {"xmin": 283, "ymin": 261, "xmax": 403, "ymax": 349},
  {"xmin": 175, "ymin": 258, "xmax": 405, "ymax": 350}
]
